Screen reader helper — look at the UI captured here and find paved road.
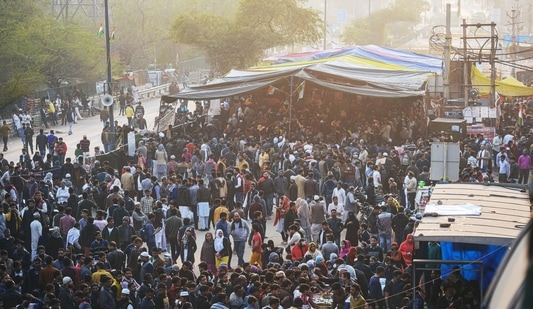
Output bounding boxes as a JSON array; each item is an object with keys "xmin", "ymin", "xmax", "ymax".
[
  {"xmin": 5, "ymin": 98, "xmax": 162, "ymax": 160},
  {"xmin": 5, "ymin": 98, "xmax": 347, "ymax": 267}
]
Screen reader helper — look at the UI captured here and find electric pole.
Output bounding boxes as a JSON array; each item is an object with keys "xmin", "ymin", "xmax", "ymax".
[{"xmin": 506, "ymin": 3, "xmax": 521, "ymax": 78}]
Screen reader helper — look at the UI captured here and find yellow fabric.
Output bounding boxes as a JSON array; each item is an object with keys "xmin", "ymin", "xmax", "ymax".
[
  {"xmin": 91, "ymin": 269, "xmax": 114, "ymax": 284},
  {"xmin": 213, "ymin": 207, "xmax": 229, "ymax": 227},
  {"xmin": 215, "ymin": 255, "xmax": 228, "ymax": 269},
  {"xmin": 250, "ymin": 55, "xmax": 410, "ymax": 71},
  {"xmin": 471, "ymin": 66, "xmax": 533, "ymax": 97}
]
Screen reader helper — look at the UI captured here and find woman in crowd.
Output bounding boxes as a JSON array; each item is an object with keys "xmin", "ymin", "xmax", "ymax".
[
  {"xmin": 214, "ymin": 229, "xmax": 230, "ymax": 269},
  {"xmin": 345, "ymin": 211, "xmax": 360, "ymax": 247},
  {"xmin": 181, "ymin": 227, "xmax": 197, "ymax": 265},
  {"xmin": 200, "ymin": 232, "xmax": 217, "ymax": 275}
]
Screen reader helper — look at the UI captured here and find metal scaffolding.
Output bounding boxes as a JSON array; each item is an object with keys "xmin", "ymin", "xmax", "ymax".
[{"xmin": 51, "ymin": 0, "xmax": 104, "ymax": 24}]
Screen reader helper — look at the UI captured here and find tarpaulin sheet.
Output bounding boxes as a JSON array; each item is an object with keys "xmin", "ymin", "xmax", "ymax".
[
  {"xmin": 439, "ymin": 242, "xmax": 508, "ymax": 290},
  {"xmin": 302, "ymin": 62, "xmax": 430, "ymax": 91},
  {"xmin": 266, "ymin": 45, "xmax": 442, "ymax": 73},
  {"xmin": 471, "ymin": 66, "xmax": 533, "ymax": 97}
]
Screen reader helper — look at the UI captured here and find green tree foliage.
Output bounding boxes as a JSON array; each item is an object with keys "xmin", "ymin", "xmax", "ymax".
[
  {"xmin": 0, "ymin": 0, "xmax": 103, "ymax": 109},
  {"xmin": 108, "ymin": 0, "xmax": 237, "ymax": 71},
  {"xmin": 170, "ymin": 0, "xmax": 322, "ymax": 73},
  {"xmin": 39, "ymin": 20, "xmax": 104, "ymax": 87},
  {"xmin": 342, "ymin": 0, "xmax": 429, "ymax": 46}
]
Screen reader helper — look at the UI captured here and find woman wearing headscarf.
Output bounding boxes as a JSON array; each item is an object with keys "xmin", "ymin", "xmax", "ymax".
[
  {"xmin": 181, "ymin": 227, "xmax": 197, "ymax": 265},
  {"xmin": 345, "ymin": 247, "xmax": 358, "ymax": 266},
  {"xmin": 200, "ymin": 232, "xmax": 217, "ymax": 275},
  {"xmin": 339, "ymin": 239, "xmax": 351, "ymax": 258},
  {"xmin": 296, "ymin": 198, "xmax": 312, "ymax": 243},
  {"xmin": 344, "ymin": 211, "xmax": 360, "ymax": 246},
  {"xmin": 399, "ymin": 234, "xmax": 415, "ymax": 266},
  {"xmin": 154, "ymin": 144, "xmax": 168, "ymax": 179},
  {"xmin": 47, "ymin": 227, "xmax": 65, "ymax": 258},
  {"xmin": 304, "ymin": 242, "xmax": 322, "ymax": 260},
  {"xmin": 214, "ymin": 229, "xmax": 230, "ymax": 269}
]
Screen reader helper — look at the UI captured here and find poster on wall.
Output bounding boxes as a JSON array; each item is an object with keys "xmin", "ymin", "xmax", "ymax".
[{"xmin": 467, "ymin": 124, "xmax": 496, "ymax": 140}]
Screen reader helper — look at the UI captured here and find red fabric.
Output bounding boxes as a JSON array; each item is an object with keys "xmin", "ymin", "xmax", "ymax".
[
  {"xmin": 274, "ymin": 196, "xmax": 290, "ymax": 226},
  {"xmin": 399, "ymin": 234, "xmax": 415, "ymax": 266}
]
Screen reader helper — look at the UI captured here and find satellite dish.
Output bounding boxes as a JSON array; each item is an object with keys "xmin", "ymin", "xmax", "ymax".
[{"xmin": 101, "ymin": 94, "xmax": 114, "ymax": 107}]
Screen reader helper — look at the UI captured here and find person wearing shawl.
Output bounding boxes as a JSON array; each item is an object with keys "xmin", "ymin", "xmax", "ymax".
[
  {"xmin": 181, "ymin": 227, "xmax": 197, "ymax": 265},
  {"xmin": 154, "ymin": 144, "xmax": 168, "ymax": 179},
  {"xmin": 47, "ymin": 226, "xmax": 65, "ymax": 259},
  {"xmin": 304, "ymin": 242, "xmax": 323, "ymax": 260},
  {"xmin": 274, "ymin": 195, "xmax": 290, "ymax": 244},
  {"xmin": 387, "ymin": 241, "xmax": 405, "ymax": 269},
  {"xmin": 339, "ymin": 239, "xmax": 352, "ymax": 258},
  {"xmin": 344, "ymin": 211, "xmax": 360, "ymax": 246},
  {"xmin": 214, "ymin": 229, "xmax": 230, "ymax": 269},
  {"xmin": 399, "ymin": 234, "xmax": 415, "ymax": 266},
  {"xmin": 296, "ymin": 198, "xmax": 312, "ymax": 242},
  {"xmin": 344, "ymin": 247, "xmax": 358, "ymax": 266},
  {"xmin": 200, "ymin": 232, "xmax": 217, "ymax": 274}
]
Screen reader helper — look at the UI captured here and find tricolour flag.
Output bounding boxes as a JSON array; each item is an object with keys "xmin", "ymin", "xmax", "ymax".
[
  {"xmin": 110, "ymin": 27, "xmax": 116, "ymax": 41},
  {"xmin": 97, "ymin": 23, "xmax": 104, "ymax": 38},
  {"xmin": 295, "ymin": 81, "xmax": 305, "ymax": 100},
  {"xmin": 517, "ymin": 103, "xmax": 524, "ymax": 126}
]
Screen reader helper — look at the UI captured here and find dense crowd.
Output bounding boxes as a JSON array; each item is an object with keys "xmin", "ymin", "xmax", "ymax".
[{"xmin": 2, "ymin": 86, "xmax": 529, "ymax": 309}]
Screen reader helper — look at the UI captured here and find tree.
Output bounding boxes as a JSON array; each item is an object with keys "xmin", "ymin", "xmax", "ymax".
[
  {"xmin": 0, "ymin": 0, "xmax": 105, "ymax": 109},
  {"xmin": 170, "ymin": 0, "xmax": 322, "ymax": 73},
  {"xmin": 39, "ymin": 20, "xmax": 104, "ymax": 88},
  {"xmin": 342, "ymin": 0, "xmax": 429, "ymax": 46}
]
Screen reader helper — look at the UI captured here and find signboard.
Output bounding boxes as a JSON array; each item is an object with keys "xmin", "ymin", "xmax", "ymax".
[{"xmin": 467, "ymin": 124, "xmax": 496, "ymax": 140}]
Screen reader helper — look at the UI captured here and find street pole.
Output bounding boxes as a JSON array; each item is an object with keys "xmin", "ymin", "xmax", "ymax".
[
  {"xmin": 490, "ymin": 22, "xmax": 496, "ymax": 108},
  {"xmin": 443, "ymin": 4, "xmax": 451, "ymax": 101},
  {"xmin": 323, "ymin": 0, "xmax": 327, "ymax": 50},
  {"xmin": 104, "ymin": 0, "xmax": 115, "ymax": 138},
  {"xmin": 462, "ymin": 19, "xmax": 469, "ymax": 107}
]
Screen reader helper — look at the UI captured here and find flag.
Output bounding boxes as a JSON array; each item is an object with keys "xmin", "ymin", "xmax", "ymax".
[
  {"xmin": 110, "ymin": 27, "xmax": 115, "ymax": 41},
  {"xmin": 97, "ymin": 23, "xmax": 104, "ymax": 38},
  {"xmin": 266, "ymin": 85, "xmax": 279, "ymax": 95},
  {"xmin": 517, "ymin": 103, "xmax": 524, "ymax": 126},
  {"xmin": 295, "ymin": 81, "xmax": 305, "ymax": 100}
]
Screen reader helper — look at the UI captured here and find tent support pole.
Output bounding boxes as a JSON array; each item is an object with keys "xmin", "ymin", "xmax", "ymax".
[{"xmin": 289, "ymin": 76, "xmax": 293, "ymax": 139}]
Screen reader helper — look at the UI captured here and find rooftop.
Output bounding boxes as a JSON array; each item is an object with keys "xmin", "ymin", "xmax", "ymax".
[{"xmin": 413, "ymin": 183, "xmax": 531, "ymax": 247}]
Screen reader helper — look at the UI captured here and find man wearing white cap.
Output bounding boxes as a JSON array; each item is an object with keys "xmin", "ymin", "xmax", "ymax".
[
  {"xmin": 30, "ymin": 212, "xmax": 42, "ymax": 259},
  {"xmin": 139, "ymin": 251, "xmax": 154, "ymax": 284},
  {"xmin": 59, "ymin": 276, "xmax": 75, "ymax": 309},
  {"xmin": 117, "ymin": 288, "xmax": 134, "ymax": 309}
]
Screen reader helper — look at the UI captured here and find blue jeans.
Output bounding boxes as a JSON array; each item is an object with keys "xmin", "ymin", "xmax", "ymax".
[
  {"xmin": 233, "ymin": 240, "xmax": 246, "ymax": 266},
  {"xmin": 379, "ymin": 232, "xmax": 392, "ymax": 252},
  {"xmin": 235, "ymin": 192, "xmax": 243, "ymax": 204}
]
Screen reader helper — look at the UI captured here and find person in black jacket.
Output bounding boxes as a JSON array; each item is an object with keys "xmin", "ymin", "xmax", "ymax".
[
  {"xmin": 177, "ymin": 179, "xmax": 192, "ymax": 222},
  {"xmin": 59, "ymin": 276, "xmax": 76, "ymax": 309},
  {"xmin": 1, "ymin": 279, "xmax": 23, "ymax": 309},
  {"xmin": 80, "ymin": 217, "xmax": 99, "ymax": 257}
]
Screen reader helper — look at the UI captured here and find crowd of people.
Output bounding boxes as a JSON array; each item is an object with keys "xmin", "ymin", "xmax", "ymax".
[{"xmin": 1, "ymin": 85, "xmax": 529, "ymax": 309}]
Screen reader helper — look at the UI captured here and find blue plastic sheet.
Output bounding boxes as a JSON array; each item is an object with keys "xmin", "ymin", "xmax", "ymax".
[{"xmin": 439, "ymin": 242, "xmax": 509, "ymax": 290}]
